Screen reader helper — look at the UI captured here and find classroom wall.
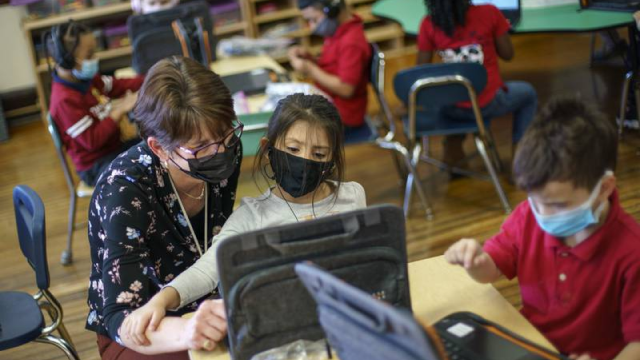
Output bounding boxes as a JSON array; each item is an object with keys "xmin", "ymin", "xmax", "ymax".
[{"xmin": 0, "ymin": 5, "xmax": 36, "ymax": 93}]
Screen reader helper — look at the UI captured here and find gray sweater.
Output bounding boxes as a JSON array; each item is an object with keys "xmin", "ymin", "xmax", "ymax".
[{"xmin": 168, "ymin": 181, "xmax": 367, "ymax": 308}]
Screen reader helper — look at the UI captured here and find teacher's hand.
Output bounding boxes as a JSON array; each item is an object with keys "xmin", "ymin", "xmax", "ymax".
[{"xmin": 182, "ymin": 299, "xmax": 227, "ymax": 351}]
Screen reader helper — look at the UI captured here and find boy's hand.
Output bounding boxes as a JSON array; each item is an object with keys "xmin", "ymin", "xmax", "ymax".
[
  {"xmin": 444, "ymin": 239, "xmax": 491, "ymax": 269},
  {"xmin": 289, "ymin": 56, "xmax": 308, "ymax": 74},
  {"xmin": 569, "ymin": 354, "xmax": 595, "ymax": 360},
  {"xmin": 110, "ymin": 91, "xmax": 138, "ymax": 123},
  {"xmin": 120, "ymin": 90, "xmax": 138, "ymax": 113},
  {"xmin": 287, "ymin": 45, "xmax": 309, "ymax": 60},
  {"xmin": 120, "ymin": 299, "xmax": 167, "ymax": 346}
]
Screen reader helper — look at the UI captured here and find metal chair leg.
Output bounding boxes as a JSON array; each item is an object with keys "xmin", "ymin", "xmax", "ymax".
[
  {"xmin": 484, "ymin": 130, "xmax": 503, "ymax": 173},
  {"xmin": 40, "ymin": 302, "xmax": 75, "ymax": 347},
  {"xmin": 475, "ymin": 136, "xmax": 511, "ymax": 214},
  {"xmin": 589, "ymin": 33, "xmax": 597, "ymax": 67},
  {"xmin": 403, "ymin": 171, "xmax": 414, "ymax": 217},
  {"xmin": 391, "ymin": 152, "xmax": 409, "ymax": 187},
  {"xmin": 619, "ymin": 70, "xmax": 633, "ymax": 138},
  {"xmin": 35, "ymin": 335, "xmax": 80, "ymax": 360},
  {"xmin": 62, "ymin": 192, "xmax": 77, "ymax": 265},
  {"xmin": 56, "ymin": 322, "xmax": 74, "ymax": 348}
]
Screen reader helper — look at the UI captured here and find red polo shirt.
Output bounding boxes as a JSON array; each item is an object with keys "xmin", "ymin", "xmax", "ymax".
[
  {"xmin": 417, "ymin": 5, "xmax": 509, "ymax": 108},
  {"xmin": 484, "ymin": 191, "xmax": 640, "ymax": 359},
  {"xmin": 316, "ymin": 15, "xmax": 371, "ymax": 127}
]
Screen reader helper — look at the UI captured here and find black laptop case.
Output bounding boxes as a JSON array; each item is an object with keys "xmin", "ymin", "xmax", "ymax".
[{"xmin": 216, "ymin": 205, "xmax": 411, "ymax": 360}]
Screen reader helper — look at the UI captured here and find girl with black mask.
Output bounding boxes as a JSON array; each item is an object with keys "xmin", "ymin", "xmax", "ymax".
[{"xmin": 120, "ymin": 93, "xmax": 366, "ymax": 346}]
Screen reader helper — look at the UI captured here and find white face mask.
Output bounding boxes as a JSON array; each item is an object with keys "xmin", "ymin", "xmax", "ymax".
[{"xmin": 529, "ymin": 170, "xmax": 613, "ymax": 242}]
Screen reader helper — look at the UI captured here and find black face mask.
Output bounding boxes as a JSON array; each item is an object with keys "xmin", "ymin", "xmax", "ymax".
[
  {"xmin": 172, "ymin": 144, "xmax": 239, "ymax": 183},
  {"xmin": 269, "ymin": 147, "xmax": 333, "ymax": 198}
]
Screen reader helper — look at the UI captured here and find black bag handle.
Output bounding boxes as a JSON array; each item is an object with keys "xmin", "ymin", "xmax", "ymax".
[{"xmin": 263, "ymin": 216, "xmax": 361, "ymax": 255}]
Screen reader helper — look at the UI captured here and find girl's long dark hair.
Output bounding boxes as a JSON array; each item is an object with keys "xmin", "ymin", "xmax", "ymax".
[
  {"xmin": 425, "ymin": 0, "xmax": 471, "ymax": 37},
  {"xmin": 253, "ymin": 93, "xmax": 345, "ymax": 203}
]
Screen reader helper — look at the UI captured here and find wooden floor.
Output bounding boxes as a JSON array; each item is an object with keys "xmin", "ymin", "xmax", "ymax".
[{"xmin": 2, "ymin": 32, "xmax": 640, "ymax": 360}]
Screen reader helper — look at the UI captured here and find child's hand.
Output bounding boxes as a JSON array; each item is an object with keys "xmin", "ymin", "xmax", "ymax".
[
  {"xmin": 287, "ymin": 45, "xmax": 309, "ymax": 60},
  {"xmin": 182, "ymin": 299, "xmax": 227, "ymax": 351},
  {"xmin": 444, "ymin": 239, "xmax": 491, "ymax": 270},
  {"xmin": 120, "ymin": 299, "xmax": 167, "ymax": 346},
  {"xmin": 569, "ymin": 354, "xmax": 595, "ymax": 360},
  {"xmin": 120, "ymin": 90, "xmax": 138, "ymax": 113},
  {"xmin": 110, "ymin": 91, "xmax": 138, "ymax": 123}
]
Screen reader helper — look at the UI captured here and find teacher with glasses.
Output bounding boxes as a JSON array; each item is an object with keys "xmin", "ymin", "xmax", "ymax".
[{"xmin": 85, "ymin": 56, "xmax": 243, "ymax": 360}]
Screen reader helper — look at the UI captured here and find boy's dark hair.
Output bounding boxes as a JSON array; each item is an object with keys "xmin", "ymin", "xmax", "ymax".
[
  {"xmin": 513, "ymin": 96, "xmax": 618, "ymax": 192},
  {"xmin": 254, "ymin": 93, "xmax": 345, "ymax": 200},
  {"xmin": 46, "ymin": 21, "xmax": 91, "ymax": 70},
  {"xmin": 424, "ymin": 0, "xmax": 471, "ymax": 37},
  {"xmin": 134, "ymin": 56, "xmax": 235, "ymax": 150}
]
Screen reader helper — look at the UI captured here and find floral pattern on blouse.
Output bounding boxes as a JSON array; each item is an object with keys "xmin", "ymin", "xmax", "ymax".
[{"xmin": 85, "ymin": 141, "xmax": 241, "ymax": 341}]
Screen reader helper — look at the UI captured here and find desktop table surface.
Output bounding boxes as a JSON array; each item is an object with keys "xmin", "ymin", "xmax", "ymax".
[
  {"xmin": 115, "ymin": 55, "xmax": 285, "ymax": 79},
  {"xmin": 188, "ymin": 255, "xmax": 555, "ymax": 360},
  {"xmin": 115, "ymin": 55, "xmax": 284, "ymax": 115},
  {"xmin": 372, "ymin": 0, "xmax": 634, "ymax": 36}
]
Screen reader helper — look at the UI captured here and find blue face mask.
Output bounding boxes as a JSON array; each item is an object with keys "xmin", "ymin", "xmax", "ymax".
[
  {"xmin": 313, "ymin": 17, "xmax": 339, "ymax": 37},
  {"xmin": 529, "ymin": 171, "xmax": 612, "ymax": 239},
  {"xmin": 72, "ymin": 59, "xmax": 99, "ymax": 81}
]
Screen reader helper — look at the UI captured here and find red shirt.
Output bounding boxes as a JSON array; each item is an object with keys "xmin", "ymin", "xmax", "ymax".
[
  {"xmin": 50, "ymin": 74, "xmax": 144, "ymax": 171},
  {"xmin": 417, "ymin": 5, "xmax": 509, "ymax": 108},
  {"xmin": 484, "ymin": 191, "xmax": 640, "ymax": 359},
  {"xmin": 317, "ymin": 15, "xmax": 371, "ymax": 127}
]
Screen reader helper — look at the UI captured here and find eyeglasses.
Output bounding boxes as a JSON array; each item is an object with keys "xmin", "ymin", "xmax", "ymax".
[{"xmin": 176, "ymin": 121, "xmax": 244, "ymax": 160}]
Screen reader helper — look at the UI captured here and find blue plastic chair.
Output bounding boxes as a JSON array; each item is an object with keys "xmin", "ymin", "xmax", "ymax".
[
  {"xmin": 47, "ymin": 114, "xmax": 94, "ymax": 265},
  {"xmin": 0, "ymin": 185, "xmax": 79, "ymax": 359},
  {"xmin": 369, "ymin": 43, "xmax": 433, "ymax": 219},
  {"xmin": 393, "ymin": 62, "xmax": 511, "ymax": 215}
]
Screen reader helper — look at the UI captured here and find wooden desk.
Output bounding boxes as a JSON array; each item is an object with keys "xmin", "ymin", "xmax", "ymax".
[
  {"xmin": 189, "ymin": 255, "xmax": 555, "ymax": 360},
  {"xmin": 409, "ymin": 256, "xmax": 554, "ymax": 350}
]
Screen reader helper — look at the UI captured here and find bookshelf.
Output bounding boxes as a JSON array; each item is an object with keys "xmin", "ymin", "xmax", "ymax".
[{"xmin": 22, "ymin": 0, "xmax": 408, "ymax": 121}]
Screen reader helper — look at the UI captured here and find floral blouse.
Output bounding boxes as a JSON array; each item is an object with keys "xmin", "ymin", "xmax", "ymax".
[{"xmin": 85, "ymin": 141, "xmax": 241, "ymax": 343}]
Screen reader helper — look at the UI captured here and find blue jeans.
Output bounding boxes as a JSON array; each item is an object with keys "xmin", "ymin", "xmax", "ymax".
[{"xmin": 444, "ymin": 81, "xmax": 538, "ymax": 143}]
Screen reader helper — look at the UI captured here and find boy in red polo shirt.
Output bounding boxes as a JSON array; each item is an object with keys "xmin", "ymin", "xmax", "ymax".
[
  {"xmin": 445, "ymin": 97, "xmax": 640, "ymax": 360},
  {"xmin": 287, "ymin": 0, "xmax": 371, "ymax": 129},
  {"xmin": 48, "ymin": 21, "xmax": 144, "ymax": 186}
]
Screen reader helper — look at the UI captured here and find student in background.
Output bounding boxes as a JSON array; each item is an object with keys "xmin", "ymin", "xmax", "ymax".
[
  {"xmin": 118, "ymin": 93, "xmax": 367, "ymax": 345},
  {"xmin": 445, "ymin": 97, "xmax": 640, "ymax": 360},
  {"xmin": 48, "ymin": 21, "xmax": 144, "ymax": 186},
  {"xmin": 417, "ymin": 0, "xmax": 537, "ymax": 167},
  {"xmin": 287, "ymin": 0, "xmax": 371, "ymax": 131}
]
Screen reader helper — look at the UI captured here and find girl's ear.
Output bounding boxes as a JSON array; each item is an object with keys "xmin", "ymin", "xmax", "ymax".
[
  {"xmin": 147, "ymin": 137, "xmax": 169, "ymax": 162},
  {"xmin": 259, "ymin": 137, "xmax": 270, "ymax": 158}
]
